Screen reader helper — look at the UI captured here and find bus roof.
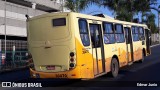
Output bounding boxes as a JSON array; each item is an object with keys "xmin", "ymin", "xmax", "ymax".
[{"xmin": 28, "ymin": 12, "xmax": 148, "ymax": 29}]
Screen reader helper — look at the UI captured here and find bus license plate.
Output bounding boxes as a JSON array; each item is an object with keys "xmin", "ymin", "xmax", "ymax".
[{"xmin": 46, "ymin": 66, "xmax": 55, "ymax": 70}]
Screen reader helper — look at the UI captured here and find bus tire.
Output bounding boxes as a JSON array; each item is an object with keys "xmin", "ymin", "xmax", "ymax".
[
  {"xmin": 110, "ymin": 58, "xmax": 119, "ymax": 78},
  {"xmin": 139, "ymin": 50, "xmax": 145, "ymax": 63}
]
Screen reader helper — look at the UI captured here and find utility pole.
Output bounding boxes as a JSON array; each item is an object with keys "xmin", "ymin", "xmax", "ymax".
[
  {"xmin": 4, "ymin": 0, "xmax": 7, "ymax": 60},
  {"xmin": 158, "ymin": 5, "xmax": 160, "ymax": 43},
  {"xmin": 61, "ymin": 0, "xmax": 64, "ymax": 12}
]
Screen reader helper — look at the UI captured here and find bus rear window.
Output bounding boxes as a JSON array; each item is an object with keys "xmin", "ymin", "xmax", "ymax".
[{"xmin": 52, "ymin": 18, "xmax": 66, "ymax": 26}]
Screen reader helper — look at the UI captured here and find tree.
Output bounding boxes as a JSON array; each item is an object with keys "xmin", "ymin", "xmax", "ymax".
[
  {"xmin": 100, "ymin": 0, "xmax": 157, "ymax": 22},
  {"xmin": 64, "ymin": 0, "xmax": 93, "ymax": 12},
  {"xmin": 64, "ymin": 0, "xmax": 100, "ymax": 12},
  {"xmin": 101, "ymin": 0, "xmax": 135, "ymax": 21},
  {"xmin": 143, "ymin": 12, "xmax": 158, "ymax": 33},
  {"xmin": 64, "ymin": 0, "xmax": 158, "ymax": 32}
]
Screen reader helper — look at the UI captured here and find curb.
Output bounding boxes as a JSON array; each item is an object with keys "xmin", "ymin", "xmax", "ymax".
[
  {"xmin": 0, "ymin": 66, "xmax": 29, "ymax": 74},
  {"xmin": 151, "ymin": 44, "xmax": 160, "ymax": 47}
]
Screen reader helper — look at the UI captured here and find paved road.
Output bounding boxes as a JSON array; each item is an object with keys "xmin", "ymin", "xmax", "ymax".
[{"xmin": 0, "ymin": 44, "xmax": 160, "ymax": 90}]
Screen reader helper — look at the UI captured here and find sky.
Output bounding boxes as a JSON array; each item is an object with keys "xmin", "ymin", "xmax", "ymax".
[{"xmin": 81, "ymin": 0, "xmax": 160, "ymax": 26}]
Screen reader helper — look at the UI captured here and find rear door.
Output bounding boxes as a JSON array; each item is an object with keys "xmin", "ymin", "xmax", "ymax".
[
  {"xmin": 131, "ymin": 26, "xmax": 142, "ymax": 61},
  {"xmin": 145, "ymin": 29, "xmax": 151, "ymax": 54},
  {"xmin": 124, "ymin": 27, "xmax": 134, "ymax": 63},
  {"xmin": 89, "ymin": 24, "xmax": 105, "ymax": 75}
]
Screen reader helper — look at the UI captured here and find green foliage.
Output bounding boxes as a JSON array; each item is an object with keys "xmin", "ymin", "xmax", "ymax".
[
  {"xmin": 143, "ymin": 12, "xmax": 158, "ymax": 33},
  {"xmin": 64, "ymin": 0, "xmax": 95, "ymax": 12},
  {"xmin": 107, "ymin": 0, "xmax": 158, "ymax": 33},
  {"xmin": 101, "ymin": 0, "xmax": 157, "ymax": 22},
  {"xmin": 64, "ymin": 0, "xmax": 158, "ymax": 32}
]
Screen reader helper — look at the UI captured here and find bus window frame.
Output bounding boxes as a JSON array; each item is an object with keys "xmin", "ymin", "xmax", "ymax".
[
  {"xmin": 114, "ymin": 24, "xmax": 125, "ymax": 43},
  {"xmin": 132, "ymin": 26, "xmax": 140, "ymax": 41},
  {"xmin": 102, "ymin": 22, "xmax": 116, "ymax": 44},
  {"xmin": 124, "ymin": 27, "xmax": 131, "ymax": 44},
  {"xmin": 139, "ymin": 27, "xmax": 145, "ymax": 40},
  {"xmin": 145, "ymin": 29, "xmax": 152, "ymax": 46},
  {"xmin": 78, "ymin": 18, "xmax": 90, "ymax": 46}
]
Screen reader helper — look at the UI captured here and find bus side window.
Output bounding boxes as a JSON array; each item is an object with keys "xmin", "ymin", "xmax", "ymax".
[
  {"xmin": 132, "ymin": 26, "xmax": 139, "ymax": 41},
  {"xmin": 103, "ymin": 22, "xmax": 115, "ymax": 44},
  {"xmin": 90, "ymin": 25, "xmax": 100, "ymax": 48},
  {"xmin": 78, "ymin": 19, "xmax": 90, "ymax": 46},
  {"xmin": 124, "ymin": 27, "xmax": 129, "ymax": 44},
  {"xmin": 139, "ymin": 27, "xmax": 145, "ymax": 40},
  {"xmin": 90, "ymin": 26, "xmax": 95, "ymax": 47},
  {"xmin": 115, "ymin": 24, "xmax": 125, "ymax": 43}
]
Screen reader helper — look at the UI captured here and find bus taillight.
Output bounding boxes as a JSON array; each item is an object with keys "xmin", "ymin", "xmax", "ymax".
[
  {"xmin": 69, "ymin": 52, "xmax": 76, "ymax": 69},
  {"xmin": 70, "ymin": 63, "xmax": 75, "ymax": 68},
  {"xmin": 28, "ymin": 53, "xmax": 35, "ymax": 70},
  {"xmin": 70, "ymin": 58, "xmax": 74, "ymax": 62},
  {"xmin": 70, "ymin": 52, "xmax": 74, "ymax": 57}
]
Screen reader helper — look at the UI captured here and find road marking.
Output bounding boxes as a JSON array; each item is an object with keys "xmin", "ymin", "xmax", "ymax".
[{"xmin": 151, "ymin": 44, "xmax": 160, "ymax": 47}]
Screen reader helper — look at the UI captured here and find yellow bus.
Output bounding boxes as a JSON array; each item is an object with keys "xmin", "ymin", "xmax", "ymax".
[{"xmin": 27, "ymin": 12, "xmax": 151, "ymax": 79}]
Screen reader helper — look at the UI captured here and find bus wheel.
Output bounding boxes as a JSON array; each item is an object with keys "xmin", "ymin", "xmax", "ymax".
[
  {"xmin": 139, "ymin": 50, "xmax": 145, "ymax": 63},
  {"xmin": 111, "ymin": 58, "xmax": 119, "ymax": 78}
]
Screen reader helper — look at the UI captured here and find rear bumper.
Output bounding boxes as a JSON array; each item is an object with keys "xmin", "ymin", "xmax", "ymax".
[{"xmin": 30, "ymin": 67, "xmax": 81, "ymax": 79}]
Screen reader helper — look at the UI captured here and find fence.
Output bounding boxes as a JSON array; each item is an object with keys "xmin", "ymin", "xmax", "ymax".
[
  {"xmin": 151, "ymin": 33, "xmax": 160, "ymax": 45},
  {"xmin": 0, "ymin": 51, "xmax": 29, "ymax": 71}
]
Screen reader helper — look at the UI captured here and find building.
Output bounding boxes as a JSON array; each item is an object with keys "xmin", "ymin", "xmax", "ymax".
[{"xmin": 0, "ymin": 0, "xmax": 65, "ymax": 62}]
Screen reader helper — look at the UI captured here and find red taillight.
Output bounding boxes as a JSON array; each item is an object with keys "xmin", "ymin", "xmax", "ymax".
[
  {"xmin": 28, "ymin": 58, "xmax": 33, "ymax": 63},
  {"xmin": 70, "ymin": 58, "xmax": 74, "ymax": 62},
  {"xmin": 28, "ymin": 53, "xmax": 33, "ymax": 63}
]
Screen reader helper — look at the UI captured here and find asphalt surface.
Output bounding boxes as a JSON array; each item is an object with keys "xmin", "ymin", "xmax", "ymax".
[{"xmin": 0, "ymin": 44, "xmax": 160, "ymax": 90}]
